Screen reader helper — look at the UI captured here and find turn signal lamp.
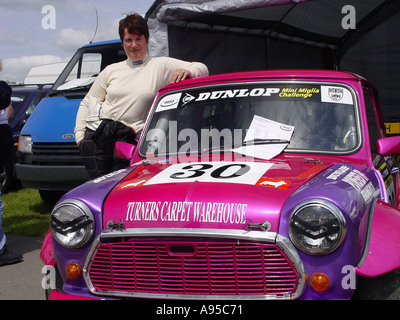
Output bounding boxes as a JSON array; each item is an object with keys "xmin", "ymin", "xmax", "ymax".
[
  {"xmin": 310, "ymin": 273, "xmax": 330, "ymax": 292},
  {"xmin": 66, "ymin": 262, "xmax": 82, "ymax": 280}
]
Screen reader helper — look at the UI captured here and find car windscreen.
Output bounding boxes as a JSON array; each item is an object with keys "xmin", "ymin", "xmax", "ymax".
[{"xmin": 139, "ymin": 82, "xmax": 359, "ymax": 159}]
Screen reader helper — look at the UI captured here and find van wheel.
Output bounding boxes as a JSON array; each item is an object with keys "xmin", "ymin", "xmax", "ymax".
[{"xmin": 39, "ymin": 190, "xmax": 66, "ymax": 204}]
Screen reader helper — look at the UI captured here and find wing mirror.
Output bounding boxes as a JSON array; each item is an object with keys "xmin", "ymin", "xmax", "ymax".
[
  {"xmin": 376, "ymin": 136, "xmax": 400, "ymax": 156},
  {"xmin": 114, "ymin": 141, "xmax": 136, "ymax": 161}
]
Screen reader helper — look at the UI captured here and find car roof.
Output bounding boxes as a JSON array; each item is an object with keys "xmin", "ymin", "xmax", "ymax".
[{"xmin": 161, "ymin": 69, "xmax": 366, "ymax": 92}]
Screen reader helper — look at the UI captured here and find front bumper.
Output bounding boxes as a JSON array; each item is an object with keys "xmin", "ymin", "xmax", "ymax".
[
  {"xmin": 15, "ymin": 163, "xmax": 89, "ymax": 190},
  {"xmin": 48, "ymin": 289, "xmax": 100, "ymax": 300}
]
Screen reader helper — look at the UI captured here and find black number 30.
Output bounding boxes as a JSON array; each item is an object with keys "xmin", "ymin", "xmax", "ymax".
[{"xmin": 170, "ymin": 163, "xmax": 251, "ymax": 180}]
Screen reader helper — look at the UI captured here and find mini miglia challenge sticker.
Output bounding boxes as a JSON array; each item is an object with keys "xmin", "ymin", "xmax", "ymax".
[{"xmin": 144, "ymin": 162, "xmax": 274, "ymax": 186}]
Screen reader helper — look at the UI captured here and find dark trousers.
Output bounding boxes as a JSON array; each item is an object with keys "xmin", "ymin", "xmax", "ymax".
[
  {"xmin": 79, "ymin": 120, "xmax": 137, "ymax": 179},
  {"xmin": 0, "ymin": 124, "xmax": 12, "ymax": 169}
]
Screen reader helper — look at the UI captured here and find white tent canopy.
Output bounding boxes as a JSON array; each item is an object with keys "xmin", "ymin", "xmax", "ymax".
[
  {"xmin": 146, "ymin": 0, "xmax": 400, "ymax": 123},
  {"xmin": 24, "ymin": 62, "xmax": 67, "ymax": 85}
]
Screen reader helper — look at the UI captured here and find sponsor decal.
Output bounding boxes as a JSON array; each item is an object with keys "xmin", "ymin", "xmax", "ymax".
[
  {"xmin": 182, "ymin": 93, "xmax": 196, "ymax": 105},
  {"xmin": 155, "ymin": 85, "xmax": 328, "ymax": 113},
  {"xmin": 327, "ymin": 165, "xmax": 350, "ymax": 180},
  {"xmin": 342, "ymin": 169, "xmax": 368, "ymax": 191},
  {"xmin": 378, "ymin": 161, "xmax": 395, "ymax": 205},
  {"xmin": 119, "ymin": 179, "xmax": 148, "ymax": 189},
  {"xmin": 278, "ymin": 87, "xmax": 319, "ymax": 99},
  {"xmin": 92, "ymin": 169, "xmax": 127, "ymax": 184},
  {"xmin": 154, "ymin": 85, "xmax": 354, "ymax": 116},
  {"xmin": 330, "ymin": 167, "xmax": 375, "ymax": 203},
  {"xmin": 125, "ymin": 201, "xmax": 248, "ymax": 224},
  {"xmin": 326, "ymin": 166, "xmax": 350, "ymax": 180},
  {"xmin": 328, "ymin": 87, "xmax": 344, "ymax": 101},
  {"xmin": 378, "ymin": 162, "xmax": 393, "ymax": 188},
  {"xmin": 193, "ymin": 87, "xmax": 320, "ymax": 101},
  {"xmin": 195, "ymin": 88, "xmax": 280, "ymax": 100},
  {"xmin": 343, "ymin": 169, "xmax": 375, "ymax": 203},
  {"xmin": 155, "ymin": 92, "xmax": 182, "ymax": 112},
  {"xmin": 298, "ymin": 164, "xmax": 326, "ymax": 179},
  {"xmin": 118, "ymin": 162, "xmax": 274, "ymax": 190},
  {"xmin": 144, "ymin": 162, "xmax": 273, "ymax": 186},
  {"xmin": 257, "ymin": 178, "xmax": 291, "ymax": 190},
  {"xmin": 321, "ymin": 86, "xmax": 353, "ymax": 105},
  {"xmin": 274, "ymin": 164, "xmax": 326, "ymax": 181}
]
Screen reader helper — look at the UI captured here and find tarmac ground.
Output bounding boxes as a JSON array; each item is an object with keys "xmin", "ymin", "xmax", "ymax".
[{"xmin": 0, "ymin": 234, "xmax": 45, "ymax": 300}]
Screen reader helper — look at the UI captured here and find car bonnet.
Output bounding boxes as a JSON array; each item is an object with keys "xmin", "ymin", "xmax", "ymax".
[{"xmin": 102, "ymin": 157, "xmax": 330, "ymax": 232}]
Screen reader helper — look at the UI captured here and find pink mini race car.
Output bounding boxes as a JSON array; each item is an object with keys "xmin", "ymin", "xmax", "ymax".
[{"xmin": 41, "ymin": 70, "xmax": 400, "ymax": 300}]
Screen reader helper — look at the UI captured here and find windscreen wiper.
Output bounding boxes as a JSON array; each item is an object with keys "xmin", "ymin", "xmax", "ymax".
[
  {"xmin": 200, "ymin": 144, "xmax": 234, "ymax": 156},
  {"xmin": 48, "ymin": 84, "xmax": 93, "ymax": 97},
  {"xmin": 242, "ymin": 138, "xmax": 290, "ymax": 145}
]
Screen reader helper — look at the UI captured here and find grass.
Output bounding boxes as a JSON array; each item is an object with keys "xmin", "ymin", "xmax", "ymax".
[{"xmin": 1, "ymin": 188, "xmax": 54, "ymax": 237}]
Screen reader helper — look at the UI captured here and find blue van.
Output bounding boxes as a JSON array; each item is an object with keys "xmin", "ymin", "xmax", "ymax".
[{"xmin": 16, "ymin": 40, "xmax": 126, "ymax": 202}]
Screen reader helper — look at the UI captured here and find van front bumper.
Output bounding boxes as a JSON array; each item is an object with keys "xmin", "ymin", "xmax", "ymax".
[{"xmin": 15, "ymin": 163, "xmax": 89, "ymax": 191}]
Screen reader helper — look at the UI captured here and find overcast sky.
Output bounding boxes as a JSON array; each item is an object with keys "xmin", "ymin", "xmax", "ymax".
[{"xmin": 0, "ymin": 0, "xmax": 154, "ymax": 83}]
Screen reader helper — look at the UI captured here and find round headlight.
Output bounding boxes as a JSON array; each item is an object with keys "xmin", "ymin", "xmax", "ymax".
[
  {"xmin": 289, "ymin": 199, "xmax": 346, "ymax": 256},
  {"xmin": 50, "ymin": 199, "xmax": 95, "ymax": 249}
]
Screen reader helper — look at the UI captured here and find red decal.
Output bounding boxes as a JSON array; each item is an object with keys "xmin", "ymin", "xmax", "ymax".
[{"xmin": 257, "ymin": 178, "xmax": 291, "ymax": 190}]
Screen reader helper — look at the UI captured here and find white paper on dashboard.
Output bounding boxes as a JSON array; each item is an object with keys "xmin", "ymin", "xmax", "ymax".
[
  {"xmin": 244, "ymin": 115, "xmax": 294, "ymax": 141},
  {"xmin": 233, "ymin": 115, "xmax": 294, "ymax": 160}
]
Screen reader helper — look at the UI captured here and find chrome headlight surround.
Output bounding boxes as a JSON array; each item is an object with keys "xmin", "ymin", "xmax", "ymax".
[
  {"xmin": 289, "ymin": 199, "xmax": 347, "ymax": 256},
  {"xmin": 50, "ymin": 199, "xmax": 95, "ymax": 249}
]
